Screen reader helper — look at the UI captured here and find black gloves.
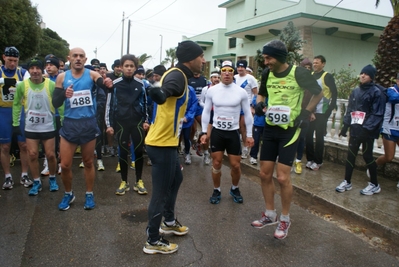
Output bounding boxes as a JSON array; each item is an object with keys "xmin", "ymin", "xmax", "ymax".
[
  {"xmin": 148, "ymin": 85, "xmax": 166, "ymax": 105},
  {"xmin": 294, "ymin": 109, "xmax": 311, "ymax": 129},
  {"xmin": 3, "ymin": 78, "xmax": 17, "ymax": 95},
  {"xmin": 12, "ymin": 126, "xmax": 22, "ymax": 137},
  {"xmin": 339, "ymin": 124, "xmax": 349, "ymax": 137},
  {"xmin": 255, "ymin": 102, "xmax": 266, "ymax": 116}
]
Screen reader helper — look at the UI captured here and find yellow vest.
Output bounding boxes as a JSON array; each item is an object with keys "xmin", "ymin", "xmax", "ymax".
[{"xmin": 145, "ymin": 68, "xmax": 188, "ymax": 147}]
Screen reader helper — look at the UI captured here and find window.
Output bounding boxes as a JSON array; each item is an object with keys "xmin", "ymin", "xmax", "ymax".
[{"xmin": 228, "ymin": 38, "xmax": 236, "ymax": 49}]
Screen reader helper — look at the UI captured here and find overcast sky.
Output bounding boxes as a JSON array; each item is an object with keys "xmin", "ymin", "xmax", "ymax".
[{"xmin": 32, "ymin": 0, "xmax": 392, "ymax": 70}]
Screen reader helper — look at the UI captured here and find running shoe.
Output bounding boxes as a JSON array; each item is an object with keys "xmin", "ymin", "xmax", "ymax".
[
  {"xmin": 133, "ymin": 179, "xmax": 148, "ymax": 195},
  {"xmin": 58, "ymin": 192, "xmax": 75, "ymax": 211},
  {"xmin": 230, "ymin": 187, "xmax": 243, "ymax": 203},
  {"xmin": 97, "ymin": 159, "xmax": 105, "ymax": 171},
  {"xmin": 143, "ymin": 237, "xmax": 178, "ymax": 255},
  {"xmin": 294, "ymin": 161, "xmax": 302, "ymax": 174},
  {"xmin": 241, "ymin": 147, "xmax": 248, "ymax": 159},
  {"xmin": 184, "ymin": 153, "xmax": 191, "ymax": 165},
  {"xmin": 250, "ymin": 157, "xmax": 257, "ymax": 165},
  {"xmin": 84, "ymin": 193, "xmax": 95, "ymax": 210},
  {"xmin": 274, "ymin": 220, "xmax": 291, "ymax": 239},
  {"xmin": 115, "ymin": 181, "xmax": 130, "ymax": 195},
  {"xmin": 309, "ymin": 162, "xmax": 322, "ymax": 171},
  {"xmin": 204, "ymin": 152, "xmax": 211, "ymax": 165},
  {"xmin": 28, "ymin": 181, "xmax": 42, "ymax": 196},
  {"xmin": 335, "ymin": 180, "xmax": 352, "ymax": 193},
  {"xmin": 49, "ymin": 177, "xmax": 59, "ymax": 192},
  {"xmin": 130, "ymin": 161, "xmax": 135, "ymax": 169},
  {"xmin": 360, "ymin": 182, "xmax": 381, "ymax": 195},
  {"xmin": 305, "ymin": 161, "xmax": 313, "ymax": 169},
  {"xmin": 79, "ymin": 161, "xmax": 84, "ymax": 168},
  {"xmin": 147, "ymin": 159, "xmax": 152, "ymax": 166},
  {"xmin": 21, "ymin": 175, "xmax": 33, "ymax": 188},
  {"xmin": 251, "ymin": 212, "xmax": 278, "ymax": 228},
  {"xmin": 195, "ymin": 143, "xmax": 203, "ymax": 156},
  {"xmin": 159, "ymin": 219, "xmax": 189, "ymax": 236},
  {"xmin": 2, "ymin": 177, "xmax": 14, "ymax": 190},
  {"xmin": 75, "ymin": 146, "xmax": 81, "ymax": 154},
  {"xmin": 209, "ymin": 189, "xmax": 221, "ymax": 204}
]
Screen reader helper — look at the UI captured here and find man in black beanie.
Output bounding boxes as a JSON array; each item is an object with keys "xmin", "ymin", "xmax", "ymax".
[
  {"xmin": 144, "ymin": 40, "xmax": 204, "ymax": 254},
  {"xmin": 252, "ymin": 40, "xmax": 323, "ymax": 240},
  {"xmin": 153, "ymin": 65, "xmax": 166, "ymax": 82},
  {"xmin": 336, "ymin": 64, "xmax": 384, "ymax": 196}
]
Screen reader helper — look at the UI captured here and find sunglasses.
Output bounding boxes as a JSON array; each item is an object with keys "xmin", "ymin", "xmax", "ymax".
[{"xmin": 221, "ymin": 68, "xmax": 234, "ymax": 73}]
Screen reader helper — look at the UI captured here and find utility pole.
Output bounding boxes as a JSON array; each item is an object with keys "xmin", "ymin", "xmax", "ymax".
[
  {"xmin": 159, "ymin": 34, "xmax": 163, "ymax": 64},
  {"xmin": 121, "ymin": 12, "xmax": 125, "ymax": 57},
  {"xmin": 127, "ymin": 20, "xmax": 131, "ymax": 54}
]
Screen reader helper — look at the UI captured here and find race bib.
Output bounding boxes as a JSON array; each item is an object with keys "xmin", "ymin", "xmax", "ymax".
[
  {"xmin": 27, "ymin": 110, "xmax": 52, "ymax": 125},
  {"xmin": 215, "ymin": 116, "xmax": 234, "ymax": 130},
  {"xmin": 266, "ymin": 105, "xmax": 291, "ymax": 125},
  {"xmin": 69, "ymin": 89, "xmax": 93, "ymax": 108},
  {"xmin": 2, "ymin": 87, "xmax": 16, "ymax": 102},
  {"xmin": 351, "ymin": 111, "xmax": 366, "ymax": 125}
]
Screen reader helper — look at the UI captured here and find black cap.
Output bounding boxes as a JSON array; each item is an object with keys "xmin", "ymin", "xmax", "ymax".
[{"xmin": 4, "ymin": 47, "xmax": 19, "ymax": 57}]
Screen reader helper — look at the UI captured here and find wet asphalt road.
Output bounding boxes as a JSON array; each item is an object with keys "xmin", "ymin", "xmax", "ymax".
[{"xmin": 1, "ymin": 154, "xmax": 398, "ymax": 267}]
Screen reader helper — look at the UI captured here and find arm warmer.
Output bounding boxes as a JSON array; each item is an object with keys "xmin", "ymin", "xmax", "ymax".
[{"xmin": 52, "ymin": 87, "xmax": 66, "ymax": 108}]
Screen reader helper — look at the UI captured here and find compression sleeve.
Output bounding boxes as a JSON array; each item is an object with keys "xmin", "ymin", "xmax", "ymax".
[{"xmin": 52, "ymin": 87, "xmax": 66, "ymax": 108}]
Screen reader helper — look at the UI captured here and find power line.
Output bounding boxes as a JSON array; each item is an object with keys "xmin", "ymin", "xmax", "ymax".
[
  {"xmin": 140, "ymin": 0, "xmax": 178, "ymax": 21},
  {"xmin": 310, "ymin": 0, "xmax": 344, "ymax": 26},
  {"xmin": 97, "ymin": 21, "xmax": 122, "ymax": 50},
  {"xmin": 126, "ymin": 0, "xmax": 152, "ymax": 19}
]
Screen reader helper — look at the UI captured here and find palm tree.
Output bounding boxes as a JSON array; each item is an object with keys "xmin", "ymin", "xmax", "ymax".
[
  {"xmin": 137, "ymin": 53, "xmax": 151, "ymax": 65},
  {"xmin": 375, "ymin": 0, "xmax": 399, "ymax": 86},
  {"xmin": 161, "ymin": 48, "xmax": 177, "ymax": 67}
]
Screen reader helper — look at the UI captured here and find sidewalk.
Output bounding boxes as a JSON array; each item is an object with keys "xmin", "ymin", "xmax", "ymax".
[{"xmin": 238, "ymin": 156, "xmax": 399, "ymax": 252}]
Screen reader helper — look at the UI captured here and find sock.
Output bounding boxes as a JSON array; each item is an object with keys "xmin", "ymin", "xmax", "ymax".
[
  {"xmin": 231, "ymin": 185, "xmax": 238, "ymax": 190},
  {"xmin": 65, "ymin": 191, "xmax": 73, "ymax": 195},
  {"xmin": 49, "ymin": 175, "xmax": 56, "ymax": 179},
  {"xmin": 266, "ymin": 209, "xmax": 277, "ymax": 219},
  {"xmin": 5, "ymin": 174, "xmax": 12, "ymax": 179},
  {"xmin": 165, "ymin": 220, "xmax": 175, "ymax": 226},
  {"xmin": 295, "ymin": 159, "xmax": 301, "ymax": 163},
  {"xmin": 280, "ymin": 214, "xmax": 290, "ymax": 222},
  {"xmin": 86, "ymin": 191, "xmax": 93, "ymax": 195},
  {"xmin": 34, "ymin": 178, "xmax": 41, "ymax": 184},
  {"xmin": 21, "ymin": 172, "xmax": 28, "ymax": 177},
  {"xmin": 214, "ymin": 187, "xmax": 221, "ymax": 192}
]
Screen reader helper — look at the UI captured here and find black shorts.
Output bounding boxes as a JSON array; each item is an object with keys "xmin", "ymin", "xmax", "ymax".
[
  {"xmin": 210, "ymin": 127, "xmax": 241, "ymax": 155},
  {"xmin": 25, "ymin": 131, "xmax": 56, "ymax": 140},
  {"xmin": 259, "ymin": 125, "xmax": 300, "ymax": 166},
  {"xmin": 59, "ymin": 117, "xmax": 100, "ymax": 145}
]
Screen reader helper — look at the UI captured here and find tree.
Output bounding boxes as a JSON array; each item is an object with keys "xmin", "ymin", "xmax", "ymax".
[
  {"xmin": 0, "ymin": 0, "xmax": 42, "ymax": 61},
  {"xmin": 279, "ymin": 21, "xmax": 306, "ymax": 65},
  {"xmin": 374, "ymin": 0, "xmax": 399, "ymax": 87},
  {"xmin": 37, "ymin": 28, "xmax": 70, "ymax": 61},
  {"xmin": 161, "ymin": 48, "xmax": 177, "ymax": 67},
  {"xmin": 137, "ymin": 53, "xmax": 151, "ymax": 65}
]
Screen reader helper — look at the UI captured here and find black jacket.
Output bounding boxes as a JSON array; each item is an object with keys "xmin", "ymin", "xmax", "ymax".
[
  {"xmin": 343, "ymin": 82, "xmax": 384, "ymax": 139},
  {"xmin": 105, "ymin": 76, "xmax": 148, "ymax": 128}
]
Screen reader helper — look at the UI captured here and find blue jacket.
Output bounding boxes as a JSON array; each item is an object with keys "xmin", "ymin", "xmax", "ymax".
[{"xmin": 183, "ymin": 85, "xmax": 198, "ymax": 128}]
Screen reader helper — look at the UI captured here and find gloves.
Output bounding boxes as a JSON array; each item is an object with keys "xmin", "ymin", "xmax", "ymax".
[
  {"xmin": 339, "ymin": 124, "xmax": 349, "ymax": 137},
  {"xmin": 294, "ymin": 109, "xmax": 311, "ymax": 129},
  {"xmin": 12, "ymin": 126, "xmax": 22, "ymax": 137},
  {"xmin": 2, "ymin": 78, "xmax": 17, "ymax": 95},
  {"xmin": 254, "ymin": 102, "xmax": 266, "ymax": 116},
  {"xmin": 148, "ymin": 84, "xmax": 166, "ymax": 104}
]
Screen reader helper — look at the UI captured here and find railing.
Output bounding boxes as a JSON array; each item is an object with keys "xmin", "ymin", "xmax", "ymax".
[{"xmin": 324, "ymin": 99, "xmax": 396, "ymax": 157}]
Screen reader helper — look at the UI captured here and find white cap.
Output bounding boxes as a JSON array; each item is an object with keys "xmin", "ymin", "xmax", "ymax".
[{"xmin": 221, "ymin": 60, "xmax": 233, "ymax": 68}]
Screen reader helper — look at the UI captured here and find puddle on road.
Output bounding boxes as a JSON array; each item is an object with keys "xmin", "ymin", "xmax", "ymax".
[{"xmin": 121, "ymin": 208, "xmax": 148, "ymax": 223}]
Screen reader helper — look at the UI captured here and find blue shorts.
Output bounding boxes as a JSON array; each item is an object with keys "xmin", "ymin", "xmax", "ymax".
[
  {"xmin": 382, "ymin": 133, "xmax": 399, "ymax": 142},
  {"xmin": 195, "ymin": 104, "xmax": 203, "ymax": 117},
  {"xmin": 0, "ymin": 107, "xmax": 26, "ymax": 144},
  {"xmin": 60, "ymin": 117, "xmax": 100, "ymax": 145}
]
